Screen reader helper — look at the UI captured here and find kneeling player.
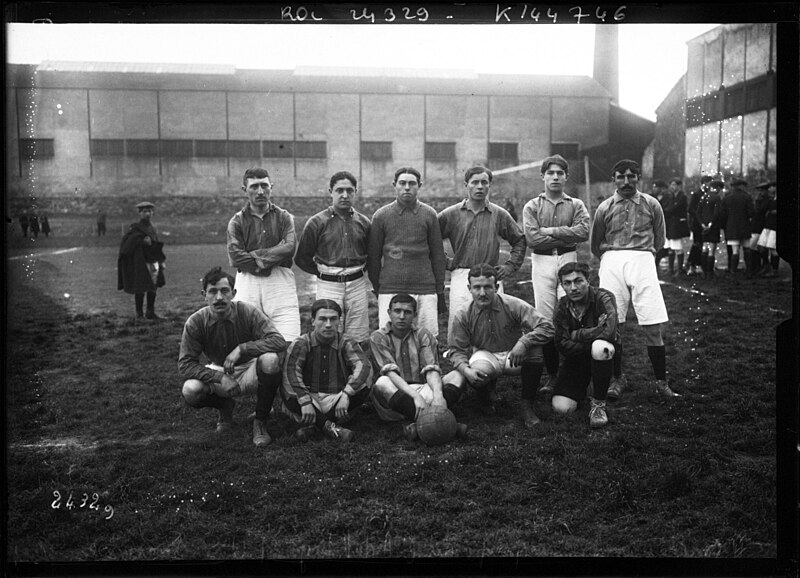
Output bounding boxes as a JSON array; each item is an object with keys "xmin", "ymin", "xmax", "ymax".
[
  {"xmin": 552, "ymin": 262, "xmax": 619, "ymax": 427},
  {"xmin": 179, "ymin": 267, "xmax": 287, "ymax": 446},
  {"xmin": 369, "ymin": 293, "xmax": 467, "ymax": 441},
  {"xmin": 281, "ymin": 299, "xmax": 372, "ymax": 443},
  {"xmin": 447, "ymin": 263, "xmax": 554, "ymax": 429}
]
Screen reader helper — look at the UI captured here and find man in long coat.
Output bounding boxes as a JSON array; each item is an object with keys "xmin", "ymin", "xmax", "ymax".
[{"xmin": 118, "ymin": 201, "xmax": 166, "ymax": 319}]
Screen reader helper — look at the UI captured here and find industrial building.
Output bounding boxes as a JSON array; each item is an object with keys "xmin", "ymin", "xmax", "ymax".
[
  {"xmin": 649, "ymin": 23, "xmax": 777, "ymax": 185},
  {"xmin": 6, "ymin": 26, "xmax": 654, "ymax": 212}
]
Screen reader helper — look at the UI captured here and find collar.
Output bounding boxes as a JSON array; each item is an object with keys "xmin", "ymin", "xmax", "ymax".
[
  {"xmin": 206, "ymin": 301, "xmax": 238, "ymax": 327},
  {"xmin": 392, "ymin": 200, "xmax": 420, "ymax": 214},
  {"xmin": 540, "ymin": 192, "xmax": 571, "ymax": 205},
  {"xmin": 380, "ymin": 321, "xmax": 415, "ymax": 341},
  {"xmin": 327, "ymin": 206, "xmax": 355, "ymax": 219},
  {"xmin": 565, "ymin": 286, "xmax": 596, "ymax": 319},
  {"xmin": 243, "ymin": 201, "xmax": 275, "ymax": 217},
  {"xmin": 474, "ymin": 294, "xmax": 502, "ymax": 313},
  {"xmin": 611, "ymin": 190, "xmax": 642, "ymax": 205},
  {"xmin": 308, "ymin": 330, "xmax": 341, "ymax": 349},
  {"xmin": 459, "ymin": 199, "xmax": 492, "ymax": 213}
]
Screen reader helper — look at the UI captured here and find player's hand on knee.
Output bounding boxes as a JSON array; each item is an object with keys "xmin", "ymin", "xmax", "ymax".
[
  {"xmin": 413, "ymin": 396, "xmax": 429, "ymax": 420},
  {"xmin": 464, "ymin": 366, "xmax": 488, "ymax": 387},
  {"xmin": 300, "ymin": 403, "xmax": 316, "ymax": 425},
  {"xmin": 335, "ymin": 394, "xmax": 350, "ymax": 420},
  {"xmin": 508, "ymin": 342, "xmax": 527, "ymax": 367}
]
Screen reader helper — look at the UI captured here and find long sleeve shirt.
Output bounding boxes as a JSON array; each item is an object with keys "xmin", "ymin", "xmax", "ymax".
[
  {"xmin": 283, "ymin": 332, "xmax": 372, "ymax": 406},
  {"xmin": 369, "ymin": 324, "xmax": 441, "ymax": 384},
  {"xmin": 718, "ymin": 190, "xmax": 754, "ymax": 240},
  {"xmin": 447, "ymin": 294, "xmax": 555, "ymax": 371},
  {"xmin": 295, "ymin": 207, "xmax": 371, "ymax": 276},
  {"xmin": 437, "ymin": 200, "xmax": 526, "ymax": 274},
  {"xmin": 590, "ymin": 190, "xmax": 666, "ymax": 259},
  {"xmin": 695, "ymin": 192, "xmax": 722, "ymax": 229},
  {"xmin": 553, "ymin": 287, "xmax": 619, "ymax": 358},
  {"xmin": 367, "ymin": 200, "xmax": 446, "ymax": 295},
  {"xmin": 227, "ymin": 202, "xmax": 296, "ymax": 275},
  {"xmin": 522, "ymin": 193, "xmax": 590, "ymax": 252},
  {"xmin": 178, "ymin": 301, "xmax": 288, "ymax": 384}
]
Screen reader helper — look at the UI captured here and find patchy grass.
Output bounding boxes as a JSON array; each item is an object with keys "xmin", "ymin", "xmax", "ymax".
[{"xmin": 5, "ymin": 232, "xmax": 790, "ymax": 564}]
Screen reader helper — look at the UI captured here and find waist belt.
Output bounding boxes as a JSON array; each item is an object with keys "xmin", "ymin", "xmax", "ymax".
[
  {"xmin": 318, "ymin": 270, "xmax": 364, "ymax": 283},
  {"xmin": 532, "ymin": 246, "xmax": 576, "ymax": 256}
]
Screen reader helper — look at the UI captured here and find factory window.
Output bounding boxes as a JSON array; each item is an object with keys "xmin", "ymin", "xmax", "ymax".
[
  {"xmin": 361, "ymin": 141, "xmax": 393, "ymax": 161},
  {"xmin": 195, "ymin": 140, "xmax": 228, "ymax": 157},
  {"xmin": 550, "ymin": 143, "xmax": 580, "ymax": 159},
  {"xmin": 488, "ymin": 142, "xmax": 518, "ymax": 163},
  {"xmin": 685, "ymin": 97, "xmax": 705, "ymax": 127},
  {"xmin": 701, "ymin": 92, "xmax": 724, "ymax": 123},
  {"xmin": 724, "ymin": 87, "xmax": 745, "ymax": 118},
  {"xmin": 425, "ymin": 142, "xmax": 456, "ymax": 161},
  {"xmin": 294, "ymin": 141, "xmax": 327, "ymax": 159},
  {"xmin": 745, "ymin": 77, "xmax": 773, "ymax": 112},
  {"xmin": 126, "ymin": 139, "xmax": 159, "ymax": 157},
  {"xmin": 160, "ymin": 140, "xmax": 194, "ymax": 157},
  {"xmin": 228, "ymin": 140, "xmax": 261, "ymax": 158},
  {"xmin": 19, "ymin": 139, "xmax": 55, "ymax": 159},
  {"xmin": 263, "ymin": 140, "xmax": 294, "ymax": 158},
  {"xmin": 90, "ymin": 139, "xmax": 124, "ymax": 157}
]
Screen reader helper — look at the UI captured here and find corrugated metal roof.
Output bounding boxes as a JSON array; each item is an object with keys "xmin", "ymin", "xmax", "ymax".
[
  {"xmin": 295, "ymin": 65, "xmax": 479, "ymax": 79},
  {"xmin": 37, "ymin": 61, "xmax": 235, "ymax": 75}
]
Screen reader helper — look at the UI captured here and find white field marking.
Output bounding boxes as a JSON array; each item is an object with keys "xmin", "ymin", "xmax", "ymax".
[
  {"xmin": 660, "ymin": 279, "xmax": 788, "ymax": 316},
  {"xmin": 9, "ymin": 434, "xmax": 184, "ymax": 451},
  {"xmin": 8, "ymin": 247, "xmax": 82, "ymax": 261}
]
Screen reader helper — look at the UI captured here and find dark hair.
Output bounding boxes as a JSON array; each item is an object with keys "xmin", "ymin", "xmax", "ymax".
[
  {"xmin": 709, "ymin": 180, "xmax": 725, "ymax": 189},
  {"xmin": 329, "ymin": 171, "xmax": 357, "ymax": 190},
  {"xmin": 557, "ymin": 261, "xmax": 591, "ymax": 283},
  {"xmin": 464, "ymin": 165, "xmax": 493, "ymax": 184},
  {"xmin": 243, "ymin": 167, "xmax": 270, "ymax": 187},
  {"xmin": 393, "ymin": 166, "xmax": 422, "ymax": 186},
  {"xmin": 389, "ymin": 293, "xmax": 418, "ymax": 313},
  {"xmin": 669, "ymin": 178, "xmax": 682, "ymax": 186},
  {"xmin": 700, "ymin": 175, "xmax": 713, "ymax": 184},
  {"xmin": 311, "ymin": 299, "xmax": 342, "ymax": 319},
  {"xmin": 467, "ymin": 263, "xmax": 498, "ymax": 283},
  {"xmin": 202, "ymin": 266, "xmax": 236, "ymax": 291},
  {"xmin": 540, "ymin": 154, "xmax": 569, "ymax": 175},
  {"xmin": 653, "ymin": 180, "xmax": 668, "ymax": 188},
  {"xmin": 611, "ymin": 159, "xmax": 641, "ymax": 177}
]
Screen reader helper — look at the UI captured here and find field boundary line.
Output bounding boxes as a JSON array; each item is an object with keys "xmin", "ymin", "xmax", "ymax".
[{"xmin": 8, "ymin": 246, "xmax": 82, "ymax": 260}]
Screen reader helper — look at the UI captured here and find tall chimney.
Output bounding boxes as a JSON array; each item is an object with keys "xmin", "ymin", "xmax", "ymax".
[{"xmin": 593, "ymin": 25, "xmax": 620, "ymax": 104}]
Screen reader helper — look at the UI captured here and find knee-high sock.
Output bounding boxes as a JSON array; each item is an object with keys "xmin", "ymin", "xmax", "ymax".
[
  {"xmin": 388, "ymin": 390, "xmax": 417, "ymax": 421},
  {"xmin": 255, "ymin": 367, "xmax": 281, "ymax": 422},
  {"xmin": 647, "ymin": 345, "xmax": 666, "ymax": 380},
  {"xmin": 677, "ymin": 253, "xmax": 685, "ymax": 272},
  {"xmin": 542, "ymin": 340, "xmax": 559, "ymax": 377},
  {"xmin": 770, "ymin": 254, "xmax": 780, "ymax": 271},
  {"xmin": 521, "ymin": 361, "xmax": 544, "ymax": 401},
  {"xmin": 443, "ymin": 382, "xmax": 463, "ymax": 408},
  {"xmin": 726, "ymin": 244, "xmax": 733, "ymax": 271},
  {"xmin": 591, "ymin": 359, "xmax": 613, "ymax": 400},
  {"xmin": 612, "ymin": 341, "xmax": 623, "ymax": 378},
  {"xmin": 668, "ymin": 250, "xmax": 675, "ymax": 272}
]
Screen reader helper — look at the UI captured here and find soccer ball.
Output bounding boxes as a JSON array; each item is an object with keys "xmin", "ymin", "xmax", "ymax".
[
  {"xmin": 591, "ymin": 339, "xmax": 616, "ymax": 361},
  {"xmin": 416, "ymin": 406, "xmax": 458, "ymax": 446},
  {"xmin": 469, "ymin": 350, "xmax": 502, "ymax": 379}
]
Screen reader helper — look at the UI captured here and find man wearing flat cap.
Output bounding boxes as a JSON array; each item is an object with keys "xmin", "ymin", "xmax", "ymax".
[
  {"xmin": 718, "ymin": 178, "xmax": 753, "ymax": 274},
  {"xmin": 118, "ymin": 201, "xmax": 166, "ymax": 319}
]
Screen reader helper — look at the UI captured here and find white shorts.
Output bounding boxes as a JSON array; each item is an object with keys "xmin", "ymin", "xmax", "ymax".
[
  {"xmin": 234, "ymin": 268, "xmax": 301, "ymax": 341},
  {"xmin": 599, "ymin": 250, "xmax": 669, "ymax": 325},
  {"xmin": 749, "ymin": 233, "xmax": 761, "ymax": 249},
  {"xmin": 666, "ymin": 238, "xmax": 688, "ymax": 251},
  {"xmin": 758, "ymin": 229, "xmax": 776, "ymax": 250},
  {"xmin": 726, "ymin": 238, "xmax": 747, "ymax": 247},
  {"xmin": 447, "ymin": 268, "xmax": 504, "ymax": 338},
  {"xmin": 530, "ymin": 251, "xmax": 578, "ymax": 322},
  {"xmin": 206, "ymin": 360, "xmax": 258, "ymax": 396},
  {"xmin": 378, "ymin": 293, "xmax": 439, "ymax": 337},
  {"xmin": 315, "ymin": 271, "xmax": 370, "ymax": 342}
]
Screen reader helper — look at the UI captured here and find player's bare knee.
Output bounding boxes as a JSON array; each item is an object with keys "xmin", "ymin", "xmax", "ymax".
[
  {"xmin": 373, "ymin": 376, "xmax": 397, "ymax": 400},
  {"xmin": 552, "ymin": 395, "xmax": 578, "ymax": 414},
  {"xmin": 257, "ymin": 352, "xmax": 282, "ymax": 375},
  {"xmin": 182, "ymin": 379, "xmax": 207, "ymax": 407}
]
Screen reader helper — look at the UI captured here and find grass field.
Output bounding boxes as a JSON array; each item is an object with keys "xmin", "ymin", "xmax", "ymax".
[{"xmin": 4, "ymin": 215, "xmax": 796, "ymax": 571}]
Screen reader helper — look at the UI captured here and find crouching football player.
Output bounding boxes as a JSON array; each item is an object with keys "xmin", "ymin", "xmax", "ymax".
[
  {"xmin": 280, "ymin": 299, "xmax": 372, "ymax": 443},
  {"xmin": 369, "ymin": 293, "xmax": 467, "ymax": 441},
  {"xmin": 552, "ymin": 262, "xmax": 619, "ymax": 427},
  {"xmin": 179, "ymin": 267, "xmax": 287, "ymax": 446},
  {"xmin": 447, "ymin": 263, "xmax": 554, "ymax": 429}
]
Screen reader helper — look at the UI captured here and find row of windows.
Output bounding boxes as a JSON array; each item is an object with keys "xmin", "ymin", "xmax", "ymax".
[
  {"xmin": 19, "ymin": 138, "xmax": 581, "ymax": 163},
  {"xmin": 686, "ymin": 73, "xmax": 776, "ymax": 127}
]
